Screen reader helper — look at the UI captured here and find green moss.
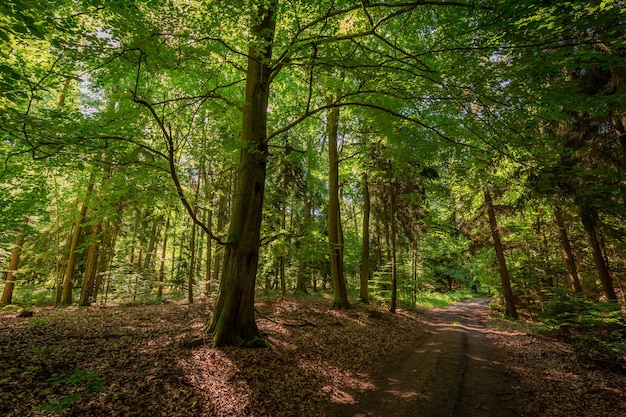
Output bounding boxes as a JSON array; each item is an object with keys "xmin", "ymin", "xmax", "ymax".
[{"xmin": 240, "ymin": 336, "xmax": 270, "ymax": 349}]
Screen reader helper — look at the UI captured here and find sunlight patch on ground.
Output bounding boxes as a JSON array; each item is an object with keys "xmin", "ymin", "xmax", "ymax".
[{"xmin": 179, "ymin": 348, "xmax": 251, "ymax": 416}]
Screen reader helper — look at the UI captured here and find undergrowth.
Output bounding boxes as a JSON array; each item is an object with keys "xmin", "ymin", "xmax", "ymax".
[{"xmin": 535, "ymin": 293, "xmax": 626, "ymax": 364}]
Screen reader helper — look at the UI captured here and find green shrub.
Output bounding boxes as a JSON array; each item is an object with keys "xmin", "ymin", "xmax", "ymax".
[{"xmin": 537, "ymin": 294, "xmax": 626, "ymax": 363}]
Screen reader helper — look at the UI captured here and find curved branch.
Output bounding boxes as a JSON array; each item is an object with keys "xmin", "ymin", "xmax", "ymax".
[{"xmin": 133, "ymin": 95, "xmax": 227, "ymax": 245}]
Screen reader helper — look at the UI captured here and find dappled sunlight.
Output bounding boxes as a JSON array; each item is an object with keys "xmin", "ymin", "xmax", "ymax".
[{"xmin": 179, "ymin": 347, "xmax": 251, "ymax": 416}]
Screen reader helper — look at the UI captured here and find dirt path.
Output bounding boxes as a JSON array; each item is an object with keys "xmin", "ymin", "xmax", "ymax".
[{"xmin": 328, "ymin": 298, "xmax": 521, "ymax": 417}]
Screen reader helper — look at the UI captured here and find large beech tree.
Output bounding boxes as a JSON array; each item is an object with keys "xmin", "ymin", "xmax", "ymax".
[{"xmin": 206, "ymin": 1, "xmax": 277, "ymax": 347}]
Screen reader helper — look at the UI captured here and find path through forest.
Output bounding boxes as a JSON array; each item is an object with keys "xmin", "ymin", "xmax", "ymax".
[{"xmin": 329, "ymin": 298, "xmax": 521, "ymax": 417}]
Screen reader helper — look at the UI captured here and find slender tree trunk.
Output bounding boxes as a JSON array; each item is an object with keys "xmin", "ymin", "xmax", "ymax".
[
  {"xmin": 212, "ymin": 193, "xmax": 227, "ymax": 290},
  {"xmin": 94, "ymin": 221, "xmax": 117, "ymax": 302},
  {"xmin": 296, "ymin": 197, "xmax": 311, "ymax": 294},
  {"xmin": 411, "ymin": 240, "xmax": 418, "ymax": 303},
  {"xmin": 55, "ymin": 227, "xmax": 72, "ymax": 306},
  {"xmin": 1, "ymin": 218, "xmax": 27, "ymax": 305},
  {"xmin": 188, "ymin": 211, "xmax": 197, "ymax": 304},
  {"xmin": 360, "ymin": 173, "xmax": 370, "ymax": 303},
  {"xmin": 61, "ymin": 178, "xmax": 95, "ymax": 305},
  {"xmin": 374, "ymin": 216, "xmax": 382, "ymax": 271},
  {"xmin": 553, "ymin": 204, "xmax": 583, "ymax": 293},
  {"xmin": 389, "ymin": 178, "xmax": 398, "ymax": 314},
  {"xmin": 207, "ymin": 2, "xmax": 277, "ymax": 347},
  {"xmin": 204, "ymin": 207, "xmax": 213, "ymax": 296},
  {"xmin": 79, "ymin": 222, "xmax": 102, "ymax": 306},
  {"xmin": 327, "ymin": 105, "xmax": 350, "ymax": 309},
  {"xmin": 279, "ymin": 203, "xmax": 287, "ymax": 297},
  {"xmin": 383, "ymin": 204, "xmax": 391, "ymax": 263},
  {"xmin": 578, "ymin": 201, "xmax": 617, "ymax": 300},
  {"xmin": 176, "ymin": 217, "xmax": 188, "ymax": 296},
  {"xmin": 484, "ymin": 189, "xmax": 518, "ymax": 319},
  {"xmin": 158, "ymin": 216, "xmax": 170, "ymax": 299},
  {"xmin": 169, "ymin": 216, "xmax": 178, "ymax": 288},
  {"xmin": 143, "ymin": 219, "xmax": 159, "ymax": 276}
]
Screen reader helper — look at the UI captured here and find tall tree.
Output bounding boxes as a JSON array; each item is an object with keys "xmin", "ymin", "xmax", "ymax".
[
  {"xmin": 327, "ymin": 105, "xmax": 350, "ymax": 309},
  {"xmin": 60, "ymin": 177, "xmax": 95, "ymax": 306},
  {"xmin": 206, "ymin": 2, "xmax": 277, "ymax": 347},
  {"xmin": 484, "ymin": 188, "xmax": 518, "ymax": 319},
  {"xmin": 359, "ymin": 172, "xmax": 371, "ymax": 303},
  {"xmin": 0, "ymin": 218, "xmax": 27, "ymax": 305},
  {"xmin": 552, "ymin": 203, "xmax": 583, "ymax": 293}
]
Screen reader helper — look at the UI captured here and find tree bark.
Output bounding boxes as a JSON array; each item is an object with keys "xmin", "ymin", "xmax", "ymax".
[
  {"xmin": 552, "ymin": 204, "xmax": 583, "ymax": 293},
  {"xmin": 389, "ymin": 176, "xmax": 398, "ymax": 314},
  {"xmin": 79, "ymin": 222, "xmax": 102, "ymax": 306},
  {"xmin": 1, "ymin": 218, "xmax": 27, "ymax": 305},
  {"xmin": 578, "ymin": 201, "xmax": 617, "ymax": 300},
  {"xmin": 188, "ymin": 205, "xmax": 198, "ymax": 304},
  {"xmin": 296, "ymin": 197, "xmax": 311, "ymax": 294},
  {"xmin": 484, "ymin": 189, "xmax": 518, "ymax": 319},
  {"xmin": 360, "ymin": 173, "xmax": 370, "ymax": 304},
  {"xmin": 212, "ymin": 192, "xmax": 228, "ymax": 291},
  {"xmin": 60, "ymin": 178, "xmax": 95, "ymax": 306},
  {"xmin": 143, "ymin": 219, "xmax": 159, "ymax": 274},
  {"xmin": 204, "ymin": 207, "xmax": 213, "ymax": 296},
  {"xmin": 327, "ymin": 105, "xmax": 350, "ymax": 309},
  {"xmin": 207, "ymin": 2, "xmax": 277, "ymax": 347},
  {"xmin": 158, "ymin": 216, "xmax": 170, "ymax": 299},
  {"xmin": 279, "ymin": 203, "xmax": 287, "ymax": 297}
]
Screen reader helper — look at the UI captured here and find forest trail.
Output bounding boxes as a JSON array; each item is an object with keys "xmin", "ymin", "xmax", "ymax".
[{"xmin": 328, "ymin": 298, "xmax": 521, "ymax": 417}]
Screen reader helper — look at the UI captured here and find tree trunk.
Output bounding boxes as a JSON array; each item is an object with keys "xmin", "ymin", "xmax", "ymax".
[
  {"xmin": 374, "ymin": 216, "xmax": 382, "ymax": 271},
  {"xmin": 553, "ymin": 204, "xmax": 583, "ymax": 293},
  {"xmin": 188, "ymin": 204, "xmax": 198, "ymax": 304},
  {"xmin": 207, "ymin": 2, "xmax": 277, "ymax": 347},
  {"xmin": 296, "ymin": 197, "xmax": 311, "ymax": 294},
  {"xmin": 60, "ymin": 178, "xmax": 95, "ymax": 306},
  {"xmin": 383, "ymin": 204, "xmax": 392, "ymax": 263},
  {"xmin": 143, "ymin": 219, "xmax": 159, "ymax": 275},
  {"xmin": 158, "ymin": 216, "xmax": 170, "ymax": 299},
  {"xmin": 484, "ymin": 189, "xmax": 518, "ymax": 319},
  {"xmin": 389, "ymin": 177, "xmax": 398, "ymax": 314},
  {"xmin": 212, "ymin": 192, "xmax": 228, "ymax": 291},
  {"xmin": 204, "ymin": 207, "xmax": 213, "ymax": 296},
  {"xmin": 360, "ymin": 173, "xmax": 370, "ymax": 303},
  {"xmin": 94, "ymin": 221, "xmax": 118, "ymax": 303},
  {"xmin": 79, "ymin": 222, "xmax": 102, "ymax": 306},
  {"xmin": 578, "ymin": 201, "xmax": 617, "ymax": 300},
  {"xmin": 1, "ymin": 218, "xmax": 27, "ymax": 305},
  {"xmin": 279, "ymin": 203, "xmax": 287, "ymax": 297},
  {"xmin": 327, "ymin": 105, "xmax": 350, "ymax": 309}
]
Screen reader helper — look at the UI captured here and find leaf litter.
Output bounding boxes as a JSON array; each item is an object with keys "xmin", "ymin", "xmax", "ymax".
[{"xmin": 0, "ymin": 296, "xmax": 624, "ymax": 416}]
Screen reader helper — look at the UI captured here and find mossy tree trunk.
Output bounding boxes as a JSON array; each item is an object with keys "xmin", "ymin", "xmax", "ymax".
[{"xmin": 207, "ymin": 2, "xmax": 277, "ymax": 347}]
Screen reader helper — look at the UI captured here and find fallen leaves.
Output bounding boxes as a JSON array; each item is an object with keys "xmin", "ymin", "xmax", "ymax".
[{"xmin": 0, "ymin": 296, "xmax": 624, "ymax": 416}]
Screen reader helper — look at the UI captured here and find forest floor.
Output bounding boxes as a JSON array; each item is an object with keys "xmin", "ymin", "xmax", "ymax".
[{"xmin": 1, "ymin": 295, "xmax": 625, "ymax": 417}]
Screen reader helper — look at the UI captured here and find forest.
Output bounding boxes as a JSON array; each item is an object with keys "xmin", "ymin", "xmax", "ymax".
[{"xmin": 1, "ymin": 1, "xmax": 626, "ymax": 416}]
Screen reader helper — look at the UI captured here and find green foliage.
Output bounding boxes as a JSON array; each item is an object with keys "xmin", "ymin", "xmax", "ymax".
[
  {"xmin": 10, "ymin": 283, "xmax": 55, "ymax": 307},
  {"xmin": 37, "ymin": 369, "xmax": 107, "ymax": 414},
  {"xmin": 537, "ymin": 294, "xmax": 626, "ymax": 363},
  {"xmin": 413, "ymin": 291, "xmax": 476, "ymax": 309}
]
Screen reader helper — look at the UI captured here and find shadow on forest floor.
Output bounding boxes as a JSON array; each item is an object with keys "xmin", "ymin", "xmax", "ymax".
[{"xmin": 1, "ymin": 296, "xmax": 625, "ymax": 416}]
